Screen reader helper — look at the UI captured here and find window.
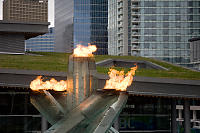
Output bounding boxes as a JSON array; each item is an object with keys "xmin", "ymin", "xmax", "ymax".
[{"xmin": 163, "ymin": 36, "xmax": 169, "ymax": 42}]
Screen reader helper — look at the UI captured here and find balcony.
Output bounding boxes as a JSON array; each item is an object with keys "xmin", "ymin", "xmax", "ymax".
[
  {"xmin": 132, "ymin": 32, "xmax": 138, "ymax": 35},
  {"xmin": 132, "ymin": 25, "xmax": 139, "ymax": 29},
  {"xmin": 118, "ymin": 42, "xmax": 123, "ymax": 47},
  {"xmin": 118, "ymin": 36, "xmax": 123, "ymax": 41},
  {"xmin": 118, "ymin": 3, "xmax": 123, "ymax": 8},
  {"xmin": 131, "ymin": 42, "xmax": 139, "ymax": 46},
  {"xmin": 131, "ymin": 50, "xmax": 140, "ymax": 56},
  {"xmin": 132, "ymin": 12, "xmax": 139, "ymax": 16},
  {"xmin": 131, "ymin": 5, "xmax": 139, "ymax": 9},
  {"xmin": 132, "ymin": 38, "xmax": 139, "ymax": 42},
  {"xmin": 118, "ymin": 23, "xmax": 123, "ymax": 28},
  {"xmin": 132, "ymin": 36, "xmax": 139, "ymax": 40},
  {"xmin": 118, "ymin": 16, "xmax": 123, "ymax": 22},
  {"xmin": 132, "ymin": 8, "xmax": 139, "ymax": 12},
  {"xmin": 131, "ymin": 0, "xmax": 139, "ymax": 2},
  {"xmin": 118, "ymin": 10, "xmax": 123, "ymax": 15},
  {"xmin": 132, "ymin": 45, "xmax": 139, "ymax": 50},
  {"xmin": 131, "ymin": 1, "xmax": 139, "ymax": 6},
  {"xmin": 132, "ymin": 18, "xmax": 140, "ymax": 21},
  {"xmin": 117, "ymin": 29, "xmax": 123, "ymax": 34}
]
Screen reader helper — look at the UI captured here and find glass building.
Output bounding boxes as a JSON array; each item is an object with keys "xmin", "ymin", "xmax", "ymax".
[
  {"xmin": 108, "ymin": 0, "xmax": 200, "ymax": 65},
  {"xmin": 55, "ymin": 0, "xmax": 108, "ymax": 54},
  {"xmin": 25, "ymin": 27, "xmax": 55, "ymax": 52},
  {"xmin": 118, "ymin": 96, "xmax": 200, "ymax": 133}
]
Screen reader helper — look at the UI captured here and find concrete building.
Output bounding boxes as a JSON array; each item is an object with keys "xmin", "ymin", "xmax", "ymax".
[
  {"xmin": 3, "ymin": 0, "xmax": 48, "ymax": 23},
  {"xmin": 108, "ymin": 0, "xmax": 200, "ymax": 65},
  {"xmin": 55, "ymin": 0, "xmax": 108, "ymax": 54},
  {"xmin": 0, "ymin": 0, "xmax": 49, "ymax": 54},
  {"xmin": 0, "ymin": 20, "xmax": 49, "ymax": 53},
  {"xmin": 189, "ymin": 37, "xmax": 200, "ymax": 70},
  {"xmin": 25, "ymin": 27, "xmax": 55, "ymax": 52}
]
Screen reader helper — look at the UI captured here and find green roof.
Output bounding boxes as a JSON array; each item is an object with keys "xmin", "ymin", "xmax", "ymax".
[{"xmin": 0, "ymin": 52, "xmax": 200, "ymax": 80}]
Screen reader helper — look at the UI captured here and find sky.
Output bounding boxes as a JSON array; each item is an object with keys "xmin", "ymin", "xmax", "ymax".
[{"xmin": 0, "ymin": 0, "xmax": 55, "ymax": 27}]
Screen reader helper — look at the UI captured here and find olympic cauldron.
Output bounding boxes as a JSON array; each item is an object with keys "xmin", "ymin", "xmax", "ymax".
[{"xmin": 30, "ymin": 45, "xmax": 136, "ymax": 133}]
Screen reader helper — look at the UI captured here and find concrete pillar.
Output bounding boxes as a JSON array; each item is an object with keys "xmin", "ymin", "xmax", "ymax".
[
  {"xmin": 193, "ymin": 110, "xmax": 197, "ymax": 127},
  {"xmin": 24, "ymin": 95, "xmax": 28, "ymax": 132},
  {"xmin": 178, "ymin": 109, "xmax": 182, "ymax": 120},
  {"xmin": 184, "ymin": 100, "xmax": 191, "ymax": 133},
  {"xmin": 178, "ymin": 109, "xmax": 183, "ymax": 126},
  {"xmin": 41, "ymin": 116, "xmax": 48, "ymax": 133},
  {"xmin": 171, "ymin": 99, "xmax": 177, "ymax": 133}
]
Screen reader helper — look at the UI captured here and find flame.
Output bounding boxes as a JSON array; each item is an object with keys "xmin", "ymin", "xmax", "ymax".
[
  {"xmin": 30, "ymin": 76, "xmax": 68, "ymax": 91},
  {"xmin": 104, "ymin": 66, "xmax": 137, "ymax": 91},
  {"xmin": 73, "ymin": 44, "xmax": 97, "ymax": 57}
]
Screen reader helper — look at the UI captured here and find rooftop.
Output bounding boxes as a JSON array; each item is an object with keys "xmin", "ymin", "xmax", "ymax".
[
  {"xmin": 0, "ymin": 52, "xmax": 200, "ymax": 99},
  {"xmin": 0, "ymin": 52, "xmax": 199, "ymax": 80}
]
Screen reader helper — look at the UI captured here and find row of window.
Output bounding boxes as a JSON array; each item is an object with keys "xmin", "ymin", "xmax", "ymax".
[
  {"xmin": 74, "ymin": 18, "xmax": 107, "ymax": 23},
  {"xmin": 140, "ymin": 1, "xmax": 200, "ymax": 7}
]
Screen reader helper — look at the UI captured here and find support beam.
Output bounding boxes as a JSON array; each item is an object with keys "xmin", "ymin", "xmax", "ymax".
[
  {"xmin": 41, "ymin": 117, "xmax": 48, "ymax": 133},
  {"xmin": 184, "ymin": 100, "xmax": 191, "ymax": 133},
  {"xmin": 43, "ymin": 90, "xmax": 65, "ymax": 114},
  {"xmin": 171, "ymin": 99, "xmax": 177, "ymax": 133},
  {"xmin": 193, "ymin": 110, "xmax": 197, "ymax": 127},
  {"xmin": 93, "ymin": 92, "xmax": 128, "ymax": 133},
  {"xmin": 178, "ymin": 109, "xmax": 182, "ymax": 120},
  {"xmin": 109, "ymin": 127, "xmax": 119, "ymax": 133},
  {"xmin": 45, "ymin": 91, "xmax": 119, "ymax": 133},
  {"xmin": 30, "ymin": 91, "xmax": 63, "ymax": 125},
  {"xmin": 113, "ymin": 118, "xmax": 119, "ymax": 131}
]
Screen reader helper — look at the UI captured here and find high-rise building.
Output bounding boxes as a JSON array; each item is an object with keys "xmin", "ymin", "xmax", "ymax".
[
  {"xmin": 189, "ymin": 37, "xmax": 200, "ymax": 70},
  {"xmin": 25, "ymin": 27, "xmax": 55, "ymax": 52},
  {"xmin": 3, "ymin": 0, "xmax": 48, "ymax": 22},
  {"xmin": 108, "ymin": 0, "xmax": 200, "ymax": 65},
  {"xmin": 55, "ymin": 0, "xmax": 108, "ymax": 54}
]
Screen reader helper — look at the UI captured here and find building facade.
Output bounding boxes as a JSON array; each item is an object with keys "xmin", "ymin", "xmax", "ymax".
[
  {"xmin": 0, "ymin": 21, "xmax": 49, "ymax": 54},
  {"xmin": 118, "ymin": 96, "xmax": 200, "ymax": 133},
  {"xmin": 189, "ymin": 38, "xmax": 200, "ymax": 70},
  {"xmin": 108, "ymin": 0, "xmax": 200, "ymax": 65},
  {"xmin": 55, "ymin": 0, "xmax": 108, "ymax": 54},
  {"xmin": 3, "ymin": 0, "xmax": 48, "ymax": 22},
  {"xmin": 25, "ymin": 27, "xmax": 55, "ymax": 52}
]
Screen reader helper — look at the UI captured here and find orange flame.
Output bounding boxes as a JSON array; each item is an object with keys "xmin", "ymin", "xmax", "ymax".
[
  {"xmin": 30, "ymin": 76, "xmax": 68, "ymax": 91},
  {"xmin": 104, "ymin": 66, "xmax": 137, "ymax": 91},
  {"xmin": 73, "ymin": 44, "xmax": 97, "ymax": 57}
]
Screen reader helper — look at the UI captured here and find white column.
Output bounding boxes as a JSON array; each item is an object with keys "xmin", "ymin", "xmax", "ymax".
[{"xmin": 193, "ymin": 110, "xmax": 197, "ymax": 127}]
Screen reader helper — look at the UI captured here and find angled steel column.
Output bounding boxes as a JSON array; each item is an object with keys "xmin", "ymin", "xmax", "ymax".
[
  {"xmin": 30, "ymin": 91, "xmax": 63, "ymax": 125},
  {"xmin": 184, "ymin": 99, "xmax": 191, "ymax": 133},
  {"xmin": 44, "ymin": 91, "xmax": 119, "ymax": 133},
  {"xmin": 171, "ymin": 99, "xmax": 177, "ymax": 133},
  {"xmin": 93, "ymin": 92, "xmax": 128, "ymax": 133},
  {"xmin": 113, "ymin": 118, "xmax": 119, "ymax": 131},
  {"xmin": 41, "ymin": 117, "xmax": 48, "ymax": 133},
  {"xmin": 109, "ymin": 127, "xmax": 119, "ymax": 133}
]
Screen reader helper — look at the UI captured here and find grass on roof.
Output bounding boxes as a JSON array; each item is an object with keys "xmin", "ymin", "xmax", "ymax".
[{"xmin": 0, "ymin": 52, "xmax": 200, "ymax": 80}]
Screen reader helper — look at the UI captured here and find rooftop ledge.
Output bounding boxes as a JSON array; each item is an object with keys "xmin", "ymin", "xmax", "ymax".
[
  {"xmin": 0, "ymin": 52, "xmax": 199, "ymax": 80},
  {"xmin": 0, "ymin": 20, "xmax": 50, "ymax": 39},
  {"xmin": 0, "ymin": 20, "xmax": 50, "ymax": 25}
]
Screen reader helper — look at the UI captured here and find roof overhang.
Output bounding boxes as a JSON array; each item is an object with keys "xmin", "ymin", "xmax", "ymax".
[
  {"xmin": 0, "ymin": 68, "xmax": 200, "ymax": 99},
  {"xmin": 0, "ymin": 20, "xmax": 50, "ymax": 39}
]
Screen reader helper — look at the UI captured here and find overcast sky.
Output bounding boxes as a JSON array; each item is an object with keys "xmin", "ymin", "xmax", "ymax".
[{"xmin": 0, "ymin": 0, "xmax": 55, "ymax": 27}]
